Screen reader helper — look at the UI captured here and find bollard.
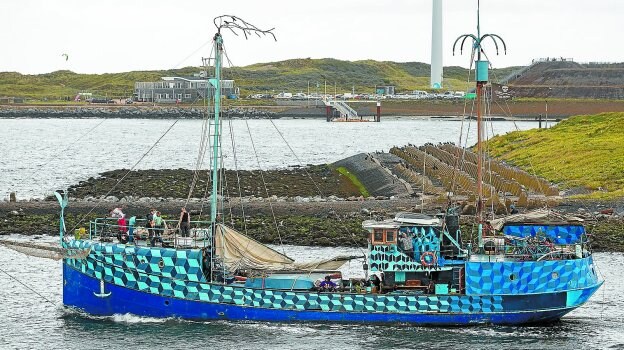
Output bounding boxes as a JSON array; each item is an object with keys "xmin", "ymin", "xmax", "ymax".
[{"xmin": 9, "ymin": 192, "xmax": 16, "ymax": 202}]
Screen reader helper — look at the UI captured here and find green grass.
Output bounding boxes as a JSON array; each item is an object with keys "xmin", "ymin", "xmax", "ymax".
[
  {"xmin": 486, "ymin": 112, "xmax": 624, "ymax": 199},
  {"xmin": 336, "ymin": 166, "xmax": 370, "ymax": 197},
  {"xmin": 0, "ymin": 58, "xmax": 520, "ymax": 101}
]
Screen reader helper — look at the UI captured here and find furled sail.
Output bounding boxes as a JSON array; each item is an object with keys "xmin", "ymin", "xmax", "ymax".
[
  {"xmin": 213, "ymin": 224, "xmax": 359, "ymax": 273},
  {"xmin": 0, "ymin": 239, "xmax": 91, "ymax": 260},
  {"xmin": 490, "ymin": 209, "xmax": 584, "ymax": 231}
]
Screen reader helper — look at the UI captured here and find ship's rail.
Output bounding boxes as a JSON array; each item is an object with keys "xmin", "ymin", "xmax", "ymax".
[
  {"xmin": 474, "ymin": 235, "xmax": 590, "ymax": 261},
  {"xmin": 85, "ymin": 217, "xmax": 213, "ymax": 248}
]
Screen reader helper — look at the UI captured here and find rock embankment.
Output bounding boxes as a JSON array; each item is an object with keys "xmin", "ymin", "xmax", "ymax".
[
  {"xmin": 62, "ymin": 166, "xmax": 365, "ymax": 201},
  {"xmin": 334, "ymin": 153, "xmax": 411, "ymax": 198},
  {"xmin": 0, "ymin": 106, "xmax": 276, "ymax": 119}
]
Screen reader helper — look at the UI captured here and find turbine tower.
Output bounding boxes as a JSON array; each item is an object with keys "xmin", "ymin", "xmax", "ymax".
[{"xmin": 431, "ymin": 0, "xmax": 443, "ymax": 89}]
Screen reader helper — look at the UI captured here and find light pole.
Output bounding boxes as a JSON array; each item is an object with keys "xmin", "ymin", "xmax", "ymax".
[{"xmin": 545, "ymin": 87, "xmax": 552, "ymax": 128}]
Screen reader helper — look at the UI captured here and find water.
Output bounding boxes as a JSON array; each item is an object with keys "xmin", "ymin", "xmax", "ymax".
[
  {"xmin": 9, "ymin": 116, "xmax": 618, "ymax": 349},
  {"xmin": 0, "ymin": 117, "xmax": 537, "ymax": 200},
  {"xmin": 0, "ymin": 237, "xmax": 622, "ymax": 350}
]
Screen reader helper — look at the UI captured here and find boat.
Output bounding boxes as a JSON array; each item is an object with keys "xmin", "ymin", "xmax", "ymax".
[{"xmin": 52, "ymin": 10, "xmax": 602, "ymax": 325}]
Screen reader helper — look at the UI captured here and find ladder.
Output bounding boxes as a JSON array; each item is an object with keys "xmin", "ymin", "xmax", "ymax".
[{"xmin": 451, "ymin": 266, "xmax": 464, "ymax": 293}]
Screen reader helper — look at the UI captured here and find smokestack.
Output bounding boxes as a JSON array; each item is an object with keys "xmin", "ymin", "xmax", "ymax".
[{"xmin": 431, "ymin": 0, "xmax": 443, "ymax": 89}]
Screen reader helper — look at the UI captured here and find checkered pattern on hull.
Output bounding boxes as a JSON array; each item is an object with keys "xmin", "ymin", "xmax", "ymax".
[
  {"xmin": 369, "ymin": 226, "xmax": 441, "ymax": 272},
  {"xmin": 369, "ymin": 245, "xmax": 422, "ymax": 272},
  {"xmin": 465, "ymin": 258, "xmax": 598, "ymax": 295},
  {"xmin": 65, "ymin": 240, "xmax": 501, "ymax": 314}
]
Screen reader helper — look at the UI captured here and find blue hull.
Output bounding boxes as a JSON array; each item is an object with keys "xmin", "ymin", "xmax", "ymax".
[{"xmin": 62, "ymin": 264, "xmax": 590, "ymax": 325}]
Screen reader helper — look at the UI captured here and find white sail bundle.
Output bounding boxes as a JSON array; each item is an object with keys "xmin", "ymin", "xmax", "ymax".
[{"xmin": 213, "ymin": 224, "xmax": 359, "ymax": 273}]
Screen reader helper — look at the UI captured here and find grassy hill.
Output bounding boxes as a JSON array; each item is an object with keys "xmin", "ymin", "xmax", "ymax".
[
  {"xmin": 0, "ymin": 58, "xmax": 519, "ymax": 100},
  {"xmin": 486, "ymin": 112, "xmax": 624, "ymax": 199}
]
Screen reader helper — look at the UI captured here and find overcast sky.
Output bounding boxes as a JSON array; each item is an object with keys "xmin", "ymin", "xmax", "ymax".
[{"xmin": 1, "ymin": 0, "xmax": 622, "ymax": 74}]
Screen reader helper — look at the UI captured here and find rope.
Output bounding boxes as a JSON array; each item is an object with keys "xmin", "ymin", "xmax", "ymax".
[
  {"xmin": 245, "ymin": 120, "xmax": 286, "ymax": 255},
  {"xmin": 227, "ymin": 118, "xmax": 249, "ymax": 236},
  {"xmin": 0, "ymin": 265, "xmax": 55, "ymax": 305},
  {"xmin": 67, "ymin": 120, "xmax": 180, "ymax": 234},
  {"xmin": 268, "ymin": 119, "xmax": 367, "ymax": 257}
]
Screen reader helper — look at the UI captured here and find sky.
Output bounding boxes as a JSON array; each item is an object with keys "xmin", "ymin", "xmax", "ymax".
[{"xmin": 1, "ymin": 0, "xmax": 622, "ymax": 74}]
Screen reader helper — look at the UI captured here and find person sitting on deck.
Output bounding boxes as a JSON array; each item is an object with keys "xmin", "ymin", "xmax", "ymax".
[
  {"xmin": 398, "ymin": 232, "xmax": 414, "ymax": 258},
  {"xmin": 319, "ymin": 276, "xmax": 337, "ymax": 292},
  {"xmin": 371, "ymin": 273, "xmax": 383, "ymax": 294}
]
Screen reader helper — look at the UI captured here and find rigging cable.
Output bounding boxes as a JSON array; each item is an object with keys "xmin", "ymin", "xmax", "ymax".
[
  {"xmin": 245, "ymin": 120, "xmax": 286, "ymax": 256},
  {"xmin": 268, "ymin": 119, "xmax": 367, "ymax": 258},
  {"xmin": 66, "ymin": 120, "xmax": 180, "ymax": 234},
  {"xmin": 0, "ymin": 265, "xmax": 55, "ymax": 305}
]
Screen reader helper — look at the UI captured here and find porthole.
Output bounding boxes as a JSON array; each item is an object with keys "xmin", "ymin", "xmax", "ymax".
[
  {"xmin": 158, "ymin": 259, "xmax": 165, "ymax": 268},
  {"xmin": 552, "ymin": 272, "xmax": 559, "ymax": 279},
  {"xmin": 164, "ymin": 300, "xmax": 170, "ymax": 306},
  {"xmin": 509, "ymin": 274, "xmax": 516, "ymax": 281}
]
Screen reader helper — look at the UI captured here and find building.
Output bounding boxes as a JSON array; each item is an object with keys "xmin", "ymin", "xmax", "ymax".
[
  {"xmin": 134, "ymin": 75, "xmax": 237, "ymax": 103},
  {"xmin": 375, "ymin": 86, "xmax": 395, "ymax": 96}
]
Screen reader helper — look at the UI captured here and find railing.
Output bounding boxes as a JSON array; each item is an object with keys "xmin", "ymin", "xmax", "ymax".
[
  {"xmin": 325, "ymin": 99, "xmax": 358, "ymax": 119},
  {"xmin": 476, "ymin": 235, "xmax": 589, "ymax": 261},
  {"xmin": 87, "ymin": 217, "xmax": 212, "ymax": 248}
]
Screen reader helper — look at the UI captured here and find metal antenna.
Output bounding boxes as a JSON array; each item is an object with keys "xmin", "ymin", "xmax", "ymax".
[
  {"xmin": 451, "ymin": 0, "xmax": 506, "ymax": 250},
  {"xmin": 452, "ymin": 0, "xmax": 506, "ymax": 60},
  {"xmin": 213, "ymin": 15, "xmax": 277, "ymax": 41}
]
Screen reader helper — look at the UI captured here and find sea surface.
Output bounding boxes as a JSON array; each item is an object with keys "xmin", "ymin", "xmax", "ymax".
[
  {"xmin": 0, "ymin": 117, "xmax": 539, "ymax": 199},
  {"xmin": 1, "ymin": 117, "xmax": 622, "ymax": 349},
  {"xmin": 0, "ymin": 237, "xmax": 622, "ymax": 350}
]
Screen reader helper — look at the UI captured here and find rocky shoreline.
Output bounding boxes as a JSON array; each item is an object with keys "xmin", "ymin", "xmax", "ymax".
[
  {"xmin": 0, "ymin": 105, "xmax": 277, "ymax": 119},
  {"xmin": 3, "ymin": 99, "xmax": 624, "ymax": 119},
  {"xmin": 2, "ymin": 165, "xmax": 624, "ymax": 251}
]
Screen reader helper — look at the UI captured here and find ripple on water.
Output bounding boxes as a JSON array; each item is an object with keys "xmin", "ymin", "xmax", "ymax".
[{"xmin": 1, "ymin": 239, "xmax": 623, "ymax": 349}]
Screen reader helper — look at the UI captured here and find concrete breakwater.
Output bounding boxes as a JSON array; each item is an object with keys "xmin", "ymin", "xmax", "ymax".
[{"xmin": 0, "ymin": 106, "xmax": 277, "ymax": 119}]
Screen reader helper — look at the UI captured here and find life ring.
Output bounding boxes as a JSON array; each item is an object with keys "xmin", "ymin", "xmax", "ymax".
[{"xmin": 420, "ymin": 251, "xmax": 437, "ymax": 267}]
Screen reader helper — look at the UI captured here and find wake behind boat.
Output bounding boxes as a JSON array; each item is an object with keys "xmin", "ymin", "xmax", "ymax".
[{"xmin": 35, "ymin": 9, "xmax": 603, "ymax": 325}]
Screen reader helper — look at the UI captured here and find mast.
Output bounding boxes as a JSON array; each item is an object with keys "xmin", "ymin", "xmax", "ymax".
[
  {"xmin": 475, "ymin": 1, "xmax": 484, "ymax": 222},
  {"xmin": 208, "ymin": 16, "xmax": 275, "ymax": 225},
  {"xmin": 452, "ymin": 0, "xmax": 506, "ymax": 244},
  {"xmin": 205, "ymin": 16, "xmax": 275, "ymax": 280},
  {"xmin": 210, "ymin": 32, "xmax": 223, "ymax": 227}
]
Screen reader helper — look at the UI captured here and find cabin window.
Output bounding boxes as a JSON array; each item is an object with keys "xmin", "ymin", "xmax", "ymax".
[
  {"xmin": 385, "ymin": 230, "xmax": 396, "ymax": 244},
  {"xmin": 373, "ymin": 230, "xmax": 384, "ymax": 243}
]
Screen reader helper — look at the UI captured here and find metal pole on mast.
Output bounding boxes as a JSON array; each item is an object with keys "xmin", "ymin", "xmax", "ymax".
[
  {"xmin": 210, "ymin": 32, "xmax": 223, "ymax": 227},
  {"xmin": 452, "ymin": 0, "xmax": 506, "ymax": 249}
]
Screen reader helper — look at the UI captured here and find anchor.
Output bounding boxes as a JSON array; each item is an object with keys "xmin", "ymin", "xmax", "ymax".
[{"xmin": 93, "ymin": 279, "xmax": 111, "ymax": 298}]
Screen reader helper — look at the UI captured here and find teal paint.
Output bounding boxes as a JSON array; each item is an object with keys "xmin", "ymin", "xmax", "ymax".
[
  {"xmin": 435, "ymin": 284, "xmax": 449, "ymax": 294},
  {"xmin": 395, "ymin": 271, "xmax": 406, "ymax": 283},
  {"xmin": 567, "ymin": 289, "xmax": 583, "ymax": 307},
  {"xmin": 476, "ymin": 61, "xmax": 489, "ymax": 82},
  {"xmin": 211, "ymin": 33, "xmax": 223, "ymax": 227}
]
